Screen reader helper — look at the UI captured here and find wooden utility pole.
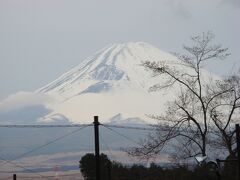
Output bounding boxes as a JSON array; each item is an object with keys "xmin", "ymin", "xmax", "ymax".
[
  {"xmin": 236, "ymin": 124, "xmax": 240, "ymax": 180},
  {"xmin": 108, "ymin": 162, "xmax": 112, "ymax": 180},
  {"xmin": 13, "ymin": 174, "xmax": 16, "ymax": 180},
  {"xmin": 94, "ymin": 116, "xmax": 100, "ymax": 180}
]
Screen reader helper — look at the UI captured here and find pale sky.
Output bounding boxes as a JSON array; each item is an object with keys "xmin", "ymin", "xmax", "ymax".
[{"xmin": 0, "ymin": 0, "xmax": 239, "ymax": 100}]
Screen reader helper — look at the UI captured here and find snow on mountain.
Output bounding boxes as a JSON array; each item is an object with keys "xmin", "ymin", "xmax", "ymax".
[
  {"xmin": 36, "ymin": 42, "xmax": 216, "ymax": 124},
  {"xmin": 37, "ymin": 42, "xmax": 182, "ymax": 97}
]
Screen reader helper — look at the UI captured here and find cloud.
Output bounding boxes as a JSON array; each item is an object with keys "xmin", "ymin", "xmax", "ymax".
[
  {"xmin": 0, "ymin": 92, "xmax": 67, "ymax": 124},
  {"xmin": 0, "ymin": 91, "xmax": 53, "ymax": 112},
  {"xmin": 0, "ymin": 104, "xmax": 52, "ymax": 124}
]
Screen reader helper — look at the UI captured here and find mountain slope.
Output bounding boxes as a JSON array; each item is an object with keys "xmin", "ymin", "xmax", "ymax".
[
  {"xmin": 37, "ymin": 42, "xmax": 215, "ymax": 124},
  {"xmin": 37, "ymin": 42, "xmax": 181, "ymax": 98}
]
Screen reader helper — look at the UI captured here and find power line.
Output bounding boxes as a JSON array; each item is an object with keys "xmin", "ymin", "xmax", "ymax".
[
  {"xmin": 101, "ymin": 125, "xmax": 147, "ymax": 165},
  {"xmin": 0, "ymin": 125, "xmax": 91, "ymax": 168},
  {"xmin": 100, "ymin": 130, "xmax": 139, "ymax": 164},
  {"xmin": 99, "ymin": 133, "xmax": 115, "ymax": 158},
  {"xmin": 0, "ymin": 124, "xmax": 92, "ymax": 128},
  {"xmin": 102, "ymin": 123, "xmax": 218, "ymax": 134},
  {"xmin": 101, "ymin": 125, "xmax": 143, "ymax": 147},
  {"xmin": 0, "ymin": 123, "xmax": 217, "ymax": 134},
  {"xmin": 102, "ymin": 124, "xmax": 155, "ymax": 131},
  {"xmin": 0, "ymin": 121, "xmax": 221, "ymax": 177}
]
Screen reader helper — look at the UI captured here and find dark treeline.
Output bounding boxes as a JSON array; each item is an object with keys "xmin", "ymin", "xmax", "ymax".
[{"xmin": 79, "ymin": 153, "xmax": 238, "ymax": 180}]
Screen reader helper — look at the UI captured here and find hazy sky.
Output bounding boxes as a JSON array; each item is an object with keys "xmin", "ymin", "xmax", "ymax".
[{"xmin": 0, "ymin": 0, "xmax": 239, "ymax": 100}]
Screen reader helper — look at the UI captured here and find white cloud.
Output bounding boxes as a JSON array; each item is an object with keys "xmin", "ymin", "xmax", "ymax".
[
  {"xmin": 0, "ymin": 91, "xmax": 54, "ymax": 112},
  {"xmin": 0, "ymin": 91, "xmax": 60, "ymax": 124}
]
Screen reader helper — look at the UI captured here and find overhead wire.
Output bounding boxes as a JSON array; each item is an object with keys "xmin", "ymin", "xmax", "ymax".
[
  {"xmin": 101, "ymin": 123, "xmax": 217, "ymax": 134},
  {"xmin": 101, "ymin": 125, "xmax": 147, "ymax": 164},
  {"xmin": 0, "ymin": 121, "xmax": 221, "ymax": 178},
  {"xmin": 0, "ymin": 123, "xmax": 217, "ymax": 134},
  {"xmin": 0, "ymin": 125, "xmax": 91, "ymax": 168},
  {"xmin": 102, "ymin": 124, "xmax": 155, "ymax": 131},
  {"xmin": 99, "ymin": 133, "xmax": 115, "ymax": 159},
  {"xmin": 0, "ymin": 124, "xmax": 91, "ymax": 128},
  {"xmin": 101, "ymin": 125, "xmax": 143, "ymax": 147},
  {"xmin": 0, "ymin": 122, "xmax": 156, "ymax": 178}
]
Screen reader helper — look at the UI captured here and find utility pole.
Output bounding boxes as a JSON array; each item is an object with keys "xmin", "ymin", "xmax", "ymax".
[
  {"xmin": 13, "ymin": 174, "xmax": 16, "ymax": 180},
  {"xmin": 108, "ymin": 162, "xmax": 112, "ymax": 180},
  {"xmin": 236, "ymin": 124, "xmax": 240, "ymax": 180},
  {"xmin": 94, "ymin": 116, "xmax": 100, "ymax": 180}
]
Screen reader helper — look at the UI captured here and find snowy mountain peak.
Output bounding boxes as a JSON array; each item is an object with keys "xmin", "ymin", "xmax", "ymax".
[
  {"xmin": 34, "ymin": 42, "xmax": 217, "ymax": 123},
  {"xmin": 105, "ymin": 41, "xmax": 159, "ymax": 53},
  {"xmin": 37, "ymin": 42, "xmax": 179, "ymax": 99}
]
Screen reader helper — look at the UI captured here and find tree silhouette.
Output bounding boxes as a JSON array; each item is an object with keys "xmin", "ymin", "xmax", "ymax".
[
  {"xmin": 129, "ymin": 32, "xmax": 232, "ymax": 160},
  {"xmin": 79, "ymin": 153, "xmax": 111, "ymax": 180}
]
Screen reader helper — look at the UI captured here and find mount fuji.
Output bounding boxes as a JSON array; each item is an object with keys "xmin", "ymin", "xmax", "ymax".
[
  {"xmin": 34, "ymin": 42, "xmax": 216, "ymax": 124},
  {"xmin": 0, "ymin": 42, "xmax": 223, "ymax": 161}
]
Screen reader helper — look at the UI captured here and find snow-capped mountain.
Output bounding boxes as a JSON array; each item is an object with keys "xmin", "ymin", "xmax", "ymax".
[
  {"xmin": 36, "ymin": 42, "xmax": 214, "ymax": 124},
  {"xmin": 37, "ymin": 42, "xmax": 180, "ymax": 97},
  {"xmin": 0, "ymin": 42, "xmax": 223, "ymax": 160}
]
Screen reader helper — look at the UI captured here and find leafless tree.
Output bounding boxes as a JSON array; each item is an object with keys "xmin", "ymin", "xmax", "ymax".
[
  {"xmin": 208, "ymin": 73, "xmax": 240, "ymax": 158},
  {"xmin": 129, "ymin": 32, "xmax": 231, "ymax": 159}
]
